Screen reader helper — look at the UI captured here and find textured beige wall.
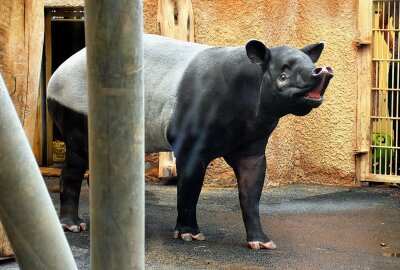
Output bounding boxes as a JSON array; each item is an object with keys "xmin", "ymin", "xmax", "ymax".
[
  {"xmin": 44, "ymin": 0, "xmax": 83, "ymax": 8},
  {"xmin": 45, "ymin": 0, "xmax": 360, "ymax": 186},
  {"xmin": 192, "ymin": 0, "xmax": 360, "ymax": 187},
  {"xmin": 292, "ymin": 0, "xmax": 359, "ymax": 186}
]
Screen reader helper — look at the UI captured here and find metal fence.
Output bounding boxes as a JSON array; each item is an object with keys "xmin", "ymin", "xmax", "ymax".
[{"xmin": 371, "ymin": 1, "xmax": 400, "ymax": 182}]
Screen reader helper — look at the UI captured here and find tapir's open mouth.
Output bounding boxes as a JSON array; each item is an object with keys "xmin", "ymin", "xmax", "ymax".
[
  {"xmin": 305, "ymin": 79, "xmax": 325, "ymax": 100},
  {"xmin": 305, "ymin": 66, "xmax": 333, "ymax": 101}
]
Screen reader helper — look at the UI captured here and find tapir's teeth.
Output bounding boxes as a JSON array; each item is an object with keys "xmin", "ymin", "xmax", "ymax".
[{"xmin": 306, "ymin": 94, "xmax": 321, "ymax": 99}]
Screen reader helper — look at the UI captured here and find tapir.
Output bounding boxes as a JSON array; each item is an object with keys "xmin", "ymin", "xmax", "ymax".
[{"xmin": 47, "ymin": 34, "xmax": 333, "ymax": 249}]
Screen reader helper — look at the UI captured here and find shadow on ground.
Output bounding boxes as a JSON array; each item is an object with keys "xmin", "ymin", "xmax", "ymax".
[{"xmin": 1, "ymin": 178, "xmax": 400, "ymax": 269}]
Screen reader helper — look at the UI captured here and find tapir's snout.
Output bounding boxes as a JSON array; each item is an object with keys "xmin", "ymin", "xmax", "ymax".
[
  {"xmin": 312, "ymin": 66, "xmax": 334, "ymax": 79},
  {"xmin": 304, "ymin": 66, "xmax": 333, "ymax": 101}
]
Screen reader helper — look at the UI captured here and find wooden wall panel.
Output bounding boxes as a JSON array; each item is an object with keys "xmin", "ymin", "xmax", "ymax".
[
  {"xmin": 157, "ymin": 0, "xmax": 194, "ymax": 178},
  {"xmin": 0, "ymin": 0, "xmax": 44, "ymax": 146},
  {"xmin": 0, "ymin": 0, "xmax": 44, "ymax": 257}
]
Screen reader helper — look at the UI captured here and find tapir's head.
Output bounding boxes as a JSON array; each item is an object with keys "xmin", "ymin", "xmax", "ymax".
[{"xmin": 246, "ymin": 40, "xmax": 333, "ymax": 116}]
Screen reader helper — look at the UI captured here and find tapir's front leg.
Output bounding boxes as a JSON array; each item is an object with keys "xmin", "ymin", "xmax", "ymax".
[
  {"xmin": 225, "ymin": 154, "xmax": 276, "ymax": 250},
  {"xmin": 173, "ymin": 155, "xmax": 210, "ymax": 241}
]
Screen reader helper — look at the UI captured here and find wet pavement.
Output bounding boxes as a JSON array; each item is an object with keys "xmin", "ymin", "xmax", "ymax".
[{"xmin": 1, "ymin": 178, "xmax": 400, "ymax": 269}]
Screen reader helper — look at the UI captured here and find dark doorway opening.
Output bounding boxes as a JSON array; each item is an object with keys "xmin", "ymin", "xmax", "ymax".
[
  {"xmin": 51, "ymin": 20, "xmax": 85, "ymax": 73},
  {"xmin": 41, "ymin": 8, "xmax": 85, "ymax": 165}
]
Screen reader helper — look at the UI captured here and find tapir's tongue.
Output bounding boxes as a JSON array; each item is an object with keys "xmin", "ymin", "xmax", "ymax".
[
  {"xmin": 307, "ymin": 87, "xmax": 322, "ymax": 99},
  {"xmin": 307, "ymin": 73, "xmax": 326, "ymax": 99}
]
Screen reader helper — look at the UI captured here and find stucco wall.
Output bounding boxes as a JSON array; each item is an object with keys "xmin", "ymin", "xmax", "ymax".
[
  {"xmin": 191, "ymin": 0, "xmax": 360, "ymax": 187},
  {"xmin": 292, "ymin": 1, "xmax": 359, "ymax": 186},
  {"xmin": 44, "ymin": 0, "xmax": 83, "ymax": 8},
  {"xmin": 45, "ymin": 0, "xmax": 360, "ymax": 186}
]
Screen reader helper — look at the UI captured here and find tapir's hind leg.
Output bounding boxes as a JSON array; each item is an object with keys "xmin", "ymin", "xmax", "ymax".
[
  {"xmin": 173, "ymin": 156, "xmax": 209, "ymax": 241},
  {"xmin": 47, "ymin": 99, "xmax": 89, "ymax": 232},
  {"xmin": 60, "ymin": 148, "xmax": 88, "ymax": 232}
]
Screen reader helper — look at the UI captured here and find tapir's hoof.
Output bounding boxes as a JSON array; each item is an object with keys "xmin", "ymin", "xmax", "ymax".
[
  {"xmin": 62, "ymin": 223, "xmax": 87, "ymax": 232},
  {"xmin": 248, "ymin": 240, "xmax": 277, "ymax": 250},
  {"xmin": 173, "ymin": 230, "xmax": 205, "ymax": 241}
]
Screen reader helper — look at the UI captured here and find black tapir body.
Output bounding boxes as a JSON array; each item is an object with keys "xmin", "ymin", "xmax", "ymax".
[{"xmin": 47, "ymin": 34, "xmax": 333, "ymax": 249}]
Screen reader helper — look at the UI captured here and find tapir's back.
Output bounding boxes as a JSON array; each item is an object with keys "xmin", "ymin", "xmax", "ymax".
[
  {"xmin": 143, "ymin": 34, "xmax": 209, "ymax": 151},
  {"xmin": 47, "ymin": 34, "xmax": 209, "ymax": 152}
]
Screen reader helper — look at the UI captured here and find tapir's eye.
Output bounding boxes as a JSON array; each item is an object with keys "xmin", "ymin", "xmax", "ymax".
[{"xmin": 279, "ymin": 73, "xmax": 287, "ymax": 81}]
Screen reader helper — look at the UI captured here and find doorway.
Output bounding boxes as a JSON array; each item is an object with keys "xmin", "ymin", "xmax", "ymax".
[{"xmin": 41, "ymin": 7, "xmax": 85, "ymax": 165}]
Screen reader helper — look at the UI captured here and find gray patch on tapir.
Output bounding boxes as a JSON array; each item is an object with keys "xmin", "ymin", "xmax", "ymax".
[
  {"xmin": 47, "ymin": 34, "xmax": 210, "ymax": 152},
  {"xmin": 47, "ymin": 49, "xmax": 88, "ymax": 113}
]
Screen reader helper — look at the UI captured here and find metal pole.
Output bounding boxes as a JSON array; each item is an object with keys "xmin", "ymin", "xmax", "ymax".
[
  {"xmin": 0, "ymin": 74, "xmax": 77, "ymax": 270},
  {"xmin": 84, "ymin": 0, "xmax": 144, "ymax": 269}
]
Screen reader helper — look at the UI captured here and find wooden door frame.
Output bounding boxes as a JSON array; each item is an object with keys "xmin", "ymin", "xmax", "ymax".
[{"xmin": 355, "ymin": 0, "xmax": 373, "ymax": 183}]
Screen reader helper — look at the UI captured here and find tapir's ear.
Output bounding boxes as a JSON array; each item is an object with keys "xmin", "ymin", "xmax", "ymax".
[
  {"xmin": 246, "ymin": 40, "xmax": 270, "ymax": 65},
  {"xmin": 301, "ymin": 42, "xmax": 325, "ymax": 63}
]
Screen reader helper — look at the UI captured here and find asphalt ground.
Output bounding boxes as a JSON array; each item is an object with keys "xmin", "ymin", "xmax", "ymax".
[{"xmin": 1, "ymin": 178, "xmax": 400, "ymax": 269}]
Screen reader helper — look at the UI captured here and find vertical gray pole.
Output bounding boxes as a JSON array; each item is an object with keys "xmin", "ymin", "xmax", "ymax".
[
  {"xmin": 84, "ymin": 0, "xmax": 144, "ymax": 269},
  {"xmin": 0, "ymin": 74, "xmax": 77, "ymax": 270}
]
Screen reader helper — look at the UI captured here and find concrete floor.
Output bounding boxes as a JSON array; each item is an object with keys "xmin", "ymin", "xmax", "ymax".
[{"xmin": 1, "ymin": 178, "xmax": 400, "ymax": 269}]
